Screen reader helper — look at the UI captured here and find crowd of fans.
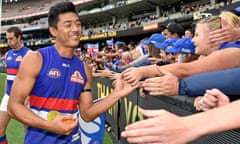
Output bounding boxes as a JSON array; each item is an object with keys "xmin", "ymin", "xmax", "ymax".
[
  {"xmin": 78, "ymin": 21, "xmax": 195, "ymax": 75},
  {"xmin": 73, "ymin": 9, "xmax": 240, "ymax": 143}
]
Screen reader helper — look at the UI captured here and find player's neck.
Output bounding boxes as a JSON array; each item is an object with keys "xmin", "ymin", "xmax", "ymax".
[{"xmin": 14, "ymin": 43, "xmax": 24, "ymax": 51}]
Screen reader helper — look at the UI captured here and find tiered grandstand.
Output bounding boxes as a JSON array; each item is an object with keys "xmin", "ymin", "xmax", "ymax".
[{"xmin": 2, "ymin": 0, "xmax": 93, "ymax": 21}]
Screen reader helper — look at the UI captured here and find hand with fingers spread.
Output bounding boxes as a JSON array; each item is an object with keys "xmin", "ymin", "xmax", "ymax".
[
  {"xmin": 122, "ymin": 67, "xmax": 144, "ymax": 86},
  {"xmin": 121, "ymin": 108, "xmax": 198, "ymax": 144},
  {"xmin": 113, "ymin": 74, "xmax": 139, "ymax": 98},
  {"xmin": 122, "ymin": 100, "xmax": 240, "ymax": 144},
  {"xmin": 194, "ymin": 89, "xmax": 230, "ymax": 111},
  {"xmin": 142, "ymin": 69, "xmax": 179, "ymax": 96},
  {"xmin": 209, "ymin": 18, "xmax": 240, "ymax": 47}
]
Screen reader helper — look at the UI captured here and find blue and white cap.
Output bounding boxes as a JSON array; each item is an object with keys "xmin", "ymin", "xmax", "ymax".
[
  {"xmin": 154, "ymin": 38, "xmax": 177, "ymax": 50},
  {"xmin": 165, "ymin": 37, "xmax": 195, "ymax": 54},
  {"xmin": 143, "ymin": 33, "xmax": 166, "ymax": 45}
]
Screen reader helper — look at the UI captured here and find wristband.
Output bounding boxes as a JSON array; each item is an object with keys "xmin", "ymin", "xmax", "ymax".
[{"xmin": 81, "ymin": 89, "xmax": 92, "ymax": 93}]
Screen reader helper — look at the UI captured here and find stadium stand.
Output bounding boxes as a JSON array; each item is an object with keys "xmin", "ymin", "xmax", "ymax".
[
  {"xmin": 2, "ymin": 0, "xmax": 239, "ymax": 35},
  {"xmin": 2, "ymin": 0, "xmax": 93, "ymax": 20}
]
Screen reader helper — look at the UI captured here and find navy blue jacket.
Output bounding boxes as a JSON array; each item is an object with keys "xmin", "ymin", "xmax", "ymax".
[{"xmin": 179, "ymin": 67, "xmax": 240, "ymax": 100}]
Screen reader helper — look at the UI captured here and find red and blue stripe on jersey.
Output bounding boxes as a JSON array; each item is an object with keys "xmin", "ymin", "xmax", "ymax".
[{"xmin": 5, "ymin": 46, "xmax": 30, "ymax": 95}]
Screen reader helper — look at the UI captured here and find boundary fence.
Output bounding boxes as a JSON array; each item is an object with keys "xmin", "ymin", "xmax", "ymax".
[{"xmin": 92, "ymin": 77, "xmax": 240, "ymax": 144}]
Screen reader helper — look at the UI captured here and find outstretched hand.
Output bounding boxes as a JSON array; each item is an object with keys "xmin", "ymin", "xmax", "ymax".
[
  {"xmin": 121, "ymin": 108, "xmax": 197, "ymax": 144},
  {"xmin": 122, "ymin": 67, "xmax": 143, "ymax": 86},
  {"xmin": 113, "ymin": 74, "xmax": 139, "ymax": 98},
  {"xmin": 142, "ymin": 69, "xmax": 179, "ymax": 96},
  {"xmin": 209, "ymin": 18, "xmax": 240, "ymax": 47},
  {"xmin": 94, "ymin": 69, "xmax": 115, "ymax": 78}
]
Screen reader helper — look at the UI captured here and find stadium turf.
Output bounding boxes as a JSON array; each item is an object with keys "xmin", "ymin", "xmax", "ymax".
[{"xmin": 0, "ymin": 73, "xmax": 113, "ymax": 144}]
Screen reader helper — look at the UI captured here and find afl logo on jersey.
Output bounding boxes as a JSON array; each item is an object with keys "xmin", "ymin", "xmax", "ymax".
[{"xmin": 48, "ymin": 68, "xmax": 61, "ymax": 78}]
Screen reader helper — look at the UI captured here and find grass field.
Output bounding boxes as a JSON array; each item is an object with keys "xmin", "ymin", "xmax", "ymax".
[{"xmin": 0, "ymin": 73, "xmax": 113, "ymax": 144}]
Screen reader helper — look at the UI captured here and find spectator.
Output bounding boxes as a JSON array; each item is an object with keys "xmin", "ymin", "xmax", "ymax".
[
  {"xmin": 150, "ymin": 22, "xmax": 184, "ymax": 65},
  {"xmin": 164, "ymin": 37, "xmax": 198, "ymax": 63},
  {"xmin": 184, "ymin": 28, "xmax": 193, "ymax": 38},
  {"xmin": 128, "ymin": 33, "xmax": 166, "ymax": 67},
  {"xmin": 104, "ymin": 41, "xmax": 126, "ymax": 62},
  {"xmin": 154, "ymin": 37, "xmax": 178, "ymax": 65},
  {"xmin": 162, "ymin": 22, "xmax": 184, "ymax": 39}
]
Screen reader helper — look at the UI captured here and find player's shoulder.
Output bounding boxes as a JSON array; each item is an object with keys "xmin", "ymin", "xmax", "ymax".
[{"xmin": 23, "ymin": 50, "xmax": 42, "ymax": 62}]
